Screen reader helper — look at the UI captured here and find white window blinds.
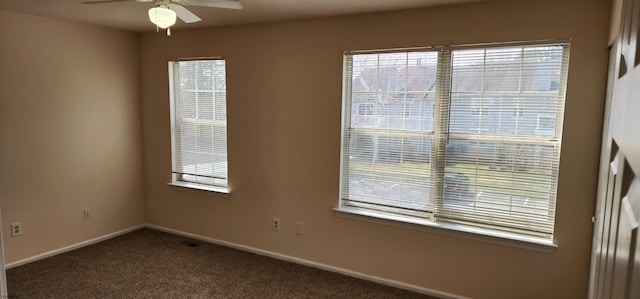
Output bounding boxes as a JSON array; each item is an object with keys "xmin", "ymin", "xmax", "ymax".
[
  {"xmin": 169, "ymin": 59, "xmax": 228, "ymax": 190},
  {"xmin": 340, "ymin": 42, "xmax": 570, "ymax": 239}
]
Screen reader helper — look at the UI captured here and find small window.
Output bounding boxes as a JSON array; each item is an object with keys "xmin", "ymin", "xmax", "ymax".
[
  {"xmin": 169, "ymin": 59, "xmax": 229, "ymax": 193},
  {"xmin": 513, "ymin": 107, "xmax": 524, "ymax": 117},
  {"xmin": 471, "ymin": 107, "xmax": 488, "ymax": 116},
  {"xmin": 537, "ymin": 115, "xmax": 556, "ymax": 129},
  {"xmin": 358, "ymin": 103, "xmax": 375, "ymax": 116},
  {"xmin": 339, "ymin": 41, "xmax": 570, "ymax": 241}
]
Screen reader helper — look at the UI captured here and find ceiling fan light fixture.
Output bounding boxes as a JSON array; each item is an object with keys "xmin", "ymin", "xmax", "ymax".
[{"xmin": 148, "ymin": 6, "xmax": 176, "ymax": 29}]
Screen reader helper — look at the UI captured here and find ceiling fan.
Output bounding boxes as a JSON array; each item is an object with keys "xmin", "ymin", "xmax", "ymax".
[{"xmin": 81, "ymin": 0, "xmax": 243, "ymax": 35}]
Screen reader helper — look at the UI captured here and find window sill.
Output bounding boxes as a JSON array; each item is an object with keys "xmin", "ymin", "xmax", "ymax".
[
  {"xmin": 333, "ymin": 207, "xmax": 557, "ymax": 253},
  {"xmin": 168, "ymin": 181, "xmax": 230, "ymax": 198}
]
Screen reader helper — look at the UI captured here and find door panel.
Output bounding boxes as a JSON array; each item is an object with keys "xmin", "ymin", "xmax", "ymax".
[
  {"xmin": 594, "ymin": 157, "xmax": 619, "ymax": 297},
  {"xmin": 613, "ymin": 0, "xmax": 640, "ymax": 174},
  {"xmin": 625, "ymin": 179, "xmax": 640, "ymax": 298},
  {"xmin": 600, "ymin": 154, "xmax": 630, "ymax": 298},
  {"xmin": 611, "ymin": 181, "xmax": 638, "ymax": 298},
  {"xmin": 589, "ymin": 0, "xmax": 640, "ymax": 297}
]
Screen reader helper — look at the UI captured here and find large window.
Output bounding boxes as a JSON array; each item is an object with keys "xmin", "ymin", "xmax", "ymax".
[
  {"xmin": 339, "ymin": 41, "xmax": 570, "ymax": 240},
  {"xmin": 169, "ymin": 59, "xmax": 228, "ymax": 192}
]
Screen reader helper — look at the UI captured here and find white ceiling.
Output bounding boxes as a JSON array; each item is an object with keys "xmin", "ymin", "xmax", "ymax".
[{"xmin": 0, "ymin": 0, "xmax": 485, "ymax": 32}]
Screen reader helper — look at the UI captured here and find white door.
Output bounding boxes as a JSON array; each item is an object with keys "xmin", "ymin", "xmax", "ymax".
[{"xmin": 588, "ymin": 0, "xmax": 640, "ymax": 297}]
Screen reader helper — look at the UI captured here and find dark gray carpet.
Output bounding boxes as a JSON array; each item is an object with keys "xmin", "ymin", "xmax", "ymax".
[{"xmin": 7, "ymin": 228, "xmax": 436, "ymax": 298}]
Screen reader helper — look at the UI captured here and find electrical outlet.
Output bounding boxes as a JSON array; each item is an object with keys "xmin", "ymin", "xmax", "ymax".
[
  {"xmin": 296, "ymin": 222, "xmax": 304, "ymax": 236},
  {"xmin": 11, "ymin": 222, "xmax": 22, "ymax": 237},
  {"xmin": 84, "ymin": 208, "xmax": 91, "ymax": 220},
  {"xmin": 272, "ymin": 218, "xmax": 281, "ymax": 231}
]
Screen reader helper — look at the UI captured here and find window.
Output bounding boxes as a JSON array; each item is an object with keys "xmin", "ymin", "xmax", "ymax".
[
  {"xmin": 169, "ymin": 59, "xmax": 229, "ymax": 193},
  {"xmin": 339, "ymin": 41, "xmax": 570, "ymax": 241}
]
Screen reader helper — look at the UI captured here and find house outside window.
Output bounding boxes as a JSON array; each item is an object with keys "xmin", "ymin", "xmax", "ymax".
[
  {"xmin": 169, "ymin": 58, "xmax": 229, "ymax": 193},
  {"xmin": 339, "ymin": 41, "xmax": 570, "ymax": 241}
]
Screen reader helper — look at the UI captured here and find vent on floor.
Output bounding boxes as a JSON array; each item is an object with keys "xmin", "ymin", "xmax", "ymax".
[{"xmin": 181, "ymin": 241, "xmax": 200, "ymax": 247}]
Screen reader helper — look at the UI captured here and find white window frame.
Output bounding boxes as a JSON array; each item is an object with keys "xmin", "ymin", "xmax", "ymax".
[
  {"xmin": 337, "ymin": 40, "xmax": 570, "ymax": 248},
  {"xmin": 168, "ymin": 58, "xmax": 229, "ymax": 195}
]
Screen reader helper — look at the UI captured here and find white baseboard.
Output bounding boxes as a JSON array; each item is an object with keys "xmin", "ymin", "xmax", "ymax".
[
  {"xmin": 4, "ymin": 224, "xmax": 146, "ymax": 269},
  {"xmin": 3, "ymin": 223, "xmax": 466, "ymax": 298},
  {"xmin": 146, "ymin": 224, "xmax": 467, "ymax": 299}
]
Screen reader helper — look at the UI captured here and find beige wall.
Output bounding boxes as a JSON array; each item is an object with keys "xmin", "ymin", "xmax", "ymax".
[
  {"xmin": 610, "ymin": 0, "xmax": 622, "ymax": 45},
  {"xmin": 0, "ymin": 11, "xmax": 145, "ymax": 263},
  {"xmin": 140, "ymin": 0, "xmax": 611, "ymax": 298}
]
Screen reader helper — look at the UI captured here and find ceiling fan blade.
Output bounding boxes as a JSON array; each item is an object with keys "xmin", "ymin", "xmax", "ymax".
[
  {"xmin": 81, "ymin": 0, "xmax": 152, "ymax": 4},
  {"xmin": 171, "ymin": 4, "xmax": 202, "ymax": 23},
  {"xmin": 173, "ymin": 0, "xmax": 243, "ymax": 10}
]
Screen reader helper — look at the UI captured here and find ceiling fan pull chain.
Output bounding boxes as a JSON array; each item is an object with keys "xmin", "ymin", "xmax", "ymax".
[{"xmin": 167, "ymin": 27, "xmax": 172, "ymax": 36}]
